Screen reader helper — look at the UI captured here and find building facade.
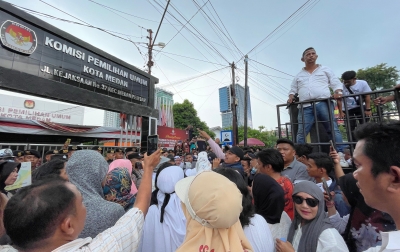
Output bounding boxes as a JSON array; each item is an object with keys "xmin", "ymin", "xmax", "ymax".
[
  {"xmin": 103, "ymin": 111, "xmax": 121, "ymax": 128},
  {"xmin": 219, "ymin": 84, "xmax": 253, "ymax": 129},
  {"xmin": 155, "ymin": 88, "xmax": 174, "ymax": 127}
]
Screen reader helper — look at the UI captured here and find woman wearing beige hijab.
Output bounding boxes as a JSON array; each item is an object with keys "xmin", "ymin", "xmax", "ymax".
[{"xmin": 175, "ymin": 170, "xmax": 253, "ymax": 252}]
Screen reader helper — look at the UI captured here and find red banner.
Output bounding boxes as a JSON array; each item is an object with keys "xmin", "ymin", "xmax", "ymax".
[{"xmin": 157, "ymin": 126, "xmax": 188, "ymax": 149}]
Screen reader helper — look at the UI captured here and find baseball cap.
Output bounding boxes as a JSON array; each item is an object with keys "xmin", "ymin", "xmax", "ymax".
[
  {"xmin": 174, "ymin": 156, "xmax": 181, "ymax": 160},
  {"xmin": 175, "ymin": 171, "xmax": 242, "ymax": 229},
  {"xmin": 107, "ymin": 149, "xmax": 115, "ymax": 154},
  {"xmin": 0, "ymin": 149, "xmax": 14, "ymax": 159},
  {"xmin": 127, "ymin": 152, "xmax": 143, "ymax": 160},
  {"xmin": 45, "ymin": 149, "xmax": 59, "ymax": 156},
  {"xmin": 227, "ymin": 146, "xmax": 244, "ymax": 160}
]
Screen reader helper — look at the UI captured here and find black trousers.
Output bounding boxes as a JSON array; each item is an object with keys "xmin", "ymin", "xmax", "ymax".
[{"xmin": 347, "ymin": 107, "xmax": 369, "ymax": 139}]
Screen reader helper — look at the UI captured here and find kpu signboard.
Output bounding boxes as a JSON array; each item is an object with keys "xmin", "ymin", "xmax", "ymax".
[{"xmin": 0, "ymin": 2, "xmax": 158, "ymax": 117}]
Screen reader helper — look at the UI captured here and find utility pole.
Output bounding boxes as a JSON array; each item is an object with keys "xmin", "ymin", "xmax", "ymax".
[
  {"xmin": 231, "ymin": 62, "xmax": 238, "ymax": 146},
  {"xmin": 244, "ymin": 55, "xmax": 248, "ymax": 147},
  {"xmin": 147, "ymin": 29, "xmax": 153, "ymax": 75}
]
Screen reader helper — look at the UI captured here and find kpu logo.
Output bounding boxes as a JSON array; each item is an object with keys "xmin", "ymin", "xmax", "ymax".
[{"xmin": 0, "ymin": 20, "xmax": 37, "ymax": 55}]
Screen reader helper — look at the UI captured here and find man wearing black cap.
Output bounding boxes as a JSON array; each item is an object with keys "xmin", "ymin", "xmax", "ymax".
[
  {"xmin": 67, "ymin": 146, "xmax": 82, "ymax": 159},
  {"xmin": 13, "ymin": 150, "xmax": 24, "ymax": 163},
  {"xmin": 127, "ymin": 152, "xmax": 143, "ymax": 188},
  {"xmin": 105, "ymin": 149, "xmax": 115, "ymax": 164},
  {"xmin": 24, "ymin": 150, "xmax": 41, "ymax": 171},
  {"xmin": 44, "ymin": 150, "xmax": 59, "ymax": 162},
  {"xmin": 198, "ymin": 129, "xmax": 245, "ymax": 175},
  {"xmin": 124, "ymin": 147, "xmax": 134, "ymax": 158},
  {"xmin": 114, "ymin": 148, "xmax": 124, "ymax": 160},
  {"xmin": 91, "ymin": 146, "xmax": 103, "ymax": 154}
]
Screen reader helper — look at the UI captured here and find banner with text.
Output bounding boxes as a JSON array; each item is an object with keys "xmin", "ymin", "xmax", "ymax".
[{"xmin": 157, "ymin": 126, "xmax": 187, "ymax": 149}]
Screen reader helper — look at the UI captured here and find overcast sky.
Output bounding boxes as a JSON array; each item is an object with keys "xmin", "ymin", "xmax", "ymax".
[{"xmin": 3, "ymin": 0, "xmax": 400, "ymax": 129}]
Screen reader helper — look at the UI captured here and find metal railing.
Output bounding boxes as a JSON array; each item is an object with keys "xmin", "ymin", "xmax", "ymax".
[{"xmin": 276, "ymin": 87, "xmax": 400, "ymax": 155}]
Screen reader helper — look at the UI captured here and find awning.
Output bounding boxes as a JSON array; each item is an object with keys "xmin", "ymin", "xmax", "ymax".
[{"xmin": 0, "ymin": 117, "xmax": 140, "ymax": 139}]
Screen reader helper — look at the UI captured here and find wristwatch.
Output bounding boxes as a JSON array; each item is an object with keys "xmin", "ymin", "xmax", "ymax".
[
  {"xmin": 366, "ymin": 108, "xmax": 371, "ymax": 111},
  {"xmin": 335, "ymin": 91, "xmax": 343, "ymax": 95}
]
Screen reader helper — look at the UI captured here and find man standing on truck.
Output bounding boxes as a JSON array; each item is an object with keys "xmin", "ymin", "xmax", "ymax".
[{"xmin": 288, "ymin": 47, "xmax": 347, "ymax": 167}]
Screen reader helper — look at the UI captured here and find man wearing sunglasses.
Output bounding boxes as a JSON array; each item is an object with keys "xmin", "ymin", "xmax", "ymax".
[{"xmin": 353, "ymin": 122, "xmax": 400, "ymax": 252}]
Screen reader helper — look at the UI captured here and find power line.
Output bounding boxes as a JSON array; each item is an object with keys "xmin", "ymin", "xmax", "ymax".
[
  {"xmin": 159, "ymin": 0, "xmax": 210, "ymax": 52},
  {"xmin": 158, "ymin": 67, "xmax": 228, "ymax": 87},
  {"xmin": 192, "ymin": 0, "xmax": 244, "ymax": 58},
  {"xmin": 13, "ymin": 5, "xmax": 143, "ymax": 39},
  {"xmin": 241, "ymin": 0, "xmax": 312, "ymax": 60},
  {"xmin": 250, "ymin": 59, "xmax": 295, "ymax": 77},
  {"xmin": 236, "ymin": 69, "xmax": 293, "ymax": 81},
  {"xmin": 147, "ymin": 0, "xmax": 226, "ymax": 69},
  {"xmin": 153, "ymin": 0, "xmax": 230, "ymax": 64},
  {"xmin": 150, "ymin": 47, "xmax": 226, "ymax": 66},
  {"xmin": 87, "ymin": 0, "xmax": 178, "ymax": 25},
  {"xmin": 208, "ymin": 1, "xmax": 243, "ymax": 57},
  {"xmin": 256, "ymin": 0, "xmax": 321, "ymax": 54},
  {"xmin": 152, "ymin": 0, "xmax": 171, "ymax": 47}
]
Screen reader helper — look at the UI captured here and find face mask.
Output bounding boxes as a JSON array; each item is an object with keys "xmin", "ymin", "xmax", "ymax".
[
  {"xmin": 194, "ymin": 155, "xmax": 198, "ymax": 158},
  {"xmin": 251, "ymin": 167, "xmax": 257, "ymax": 174}
]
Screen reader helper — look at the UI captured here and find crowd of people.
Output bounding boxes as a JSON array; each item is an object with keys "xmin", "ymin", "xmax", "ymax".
[
  {"xmin": 0, "ymin": 46, "xmax": 400, "ymax": 252},
  {"xmin": 0, "ymin": 120, "xmax": 398, "ymax": 252}
]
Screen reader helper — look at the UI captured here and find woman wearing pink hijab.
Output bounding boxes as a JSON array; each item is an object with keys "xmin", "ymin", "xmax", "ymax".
[{"xmin": 108, "ymin": 159, "xmax": 138, "ymax": 195}]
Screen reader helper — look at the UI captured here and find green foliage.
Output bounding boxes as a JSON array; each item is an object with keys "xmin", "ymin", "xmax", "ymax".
[
  {"xmin": 356, "ymin": 63, "xmax": 400, "ymax": 113},
  {"xmin": 173, "ymin": 99, "xmax": 215, "ymax": 138},
  {"xmin": 225, "ymin": 125, "xmax": 278, "ymax": 148},
  {"xmin": 356, "ymin": 63, "xmax": 399, "ymax": 91}
]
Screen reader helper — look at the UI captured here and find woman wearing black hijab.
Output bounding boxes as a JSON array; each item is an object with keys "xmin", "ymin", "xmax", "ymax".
[
  {"xmin": 0, "ymin": 161, "xmax": 21, "ymax": 196},
  {"xmin": 252, "ymin": 173, "xmax": 292, "ymax": 242}
]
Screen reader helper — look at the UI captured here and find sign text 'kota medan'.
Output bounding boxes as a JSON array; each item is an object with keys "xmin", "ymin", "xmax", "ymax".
[
  {"xmin": 40, "ymin": 65, "xmax": 147, "ymax": 102},
  {"xmin": 44, "ymin": 37, "xmax": 148, "ymax": 87}
]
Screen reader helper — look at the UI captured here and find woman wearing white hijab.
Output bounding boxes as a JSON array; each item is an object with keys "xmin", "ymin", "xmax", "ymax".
[{"xmin": 139, "ymin": 165, "xmax": 186, "ymax": 252}]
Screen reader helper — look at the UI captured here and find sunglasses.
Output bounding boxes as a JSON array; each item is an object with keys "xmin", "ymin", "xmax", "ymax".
[{"xmin": 292, "ymin": 195, "xmax": 319, "ymax": 207}]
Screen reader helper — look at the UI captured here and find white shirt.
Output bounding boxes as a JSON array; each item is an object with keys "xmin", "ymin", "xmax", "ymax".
[
  {"xmin": 342, "ymin": 80, "xmax": 372, "ymax": 110},
  {"xmin": 243, "ymin": 214, "xmax": 274, "ymax": 252},
  {"xmin": 0, "ymin": 208, "xmax": 144, "ymax": 252},
  {"xmin": 289, "ymin": 65, "xmax": 343, "ymax": 104},
  {"xmin": 292, "ymin": 224, "xmax": 349, "ymax": 252},
  {"xmin": 268, "ymin": 211, "xmax": 292, "ymax": 245},
  {"xmin": 364, "ymin": 230, "xmax": 400, "ymax": 252}
]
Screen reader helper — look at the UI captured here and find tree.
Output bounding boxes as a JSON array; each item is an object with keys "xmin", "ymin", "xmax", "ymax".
[
  {"xmin": 357, "ymin": 63, "xmax": 399, "ymax": 91},
  {"xmin": 173, "ymin": 99, "xmax": 215, "ymax": 138},
  {"xmin": 357, "ymin": 63, "xmax": 399, "ymax": 114}
]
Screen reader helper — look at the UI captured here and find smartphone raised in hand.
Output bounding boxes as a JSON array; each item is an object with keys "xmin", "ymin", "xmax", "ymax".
[
  {"xmin": 322, "ymin": 177, "xmax": 332, "ymax": 201},
  {"xmin": 329, "ymin": 140, "xmax": 335, "ymax": 151},
  {"xmin": 147, "ymin": 135, "xmax": 158, "ymax": 155}
]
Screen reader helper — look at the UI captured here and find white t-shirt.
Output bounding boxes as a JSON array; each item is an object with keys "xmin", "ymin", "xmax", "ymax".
[
  {"xmin": 342, "ymin": 80, "xmax": 372, "ymax": 110},
  {"xmin": 243, "ymin": 214, "xmax": 275, "ymax": 252}
]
